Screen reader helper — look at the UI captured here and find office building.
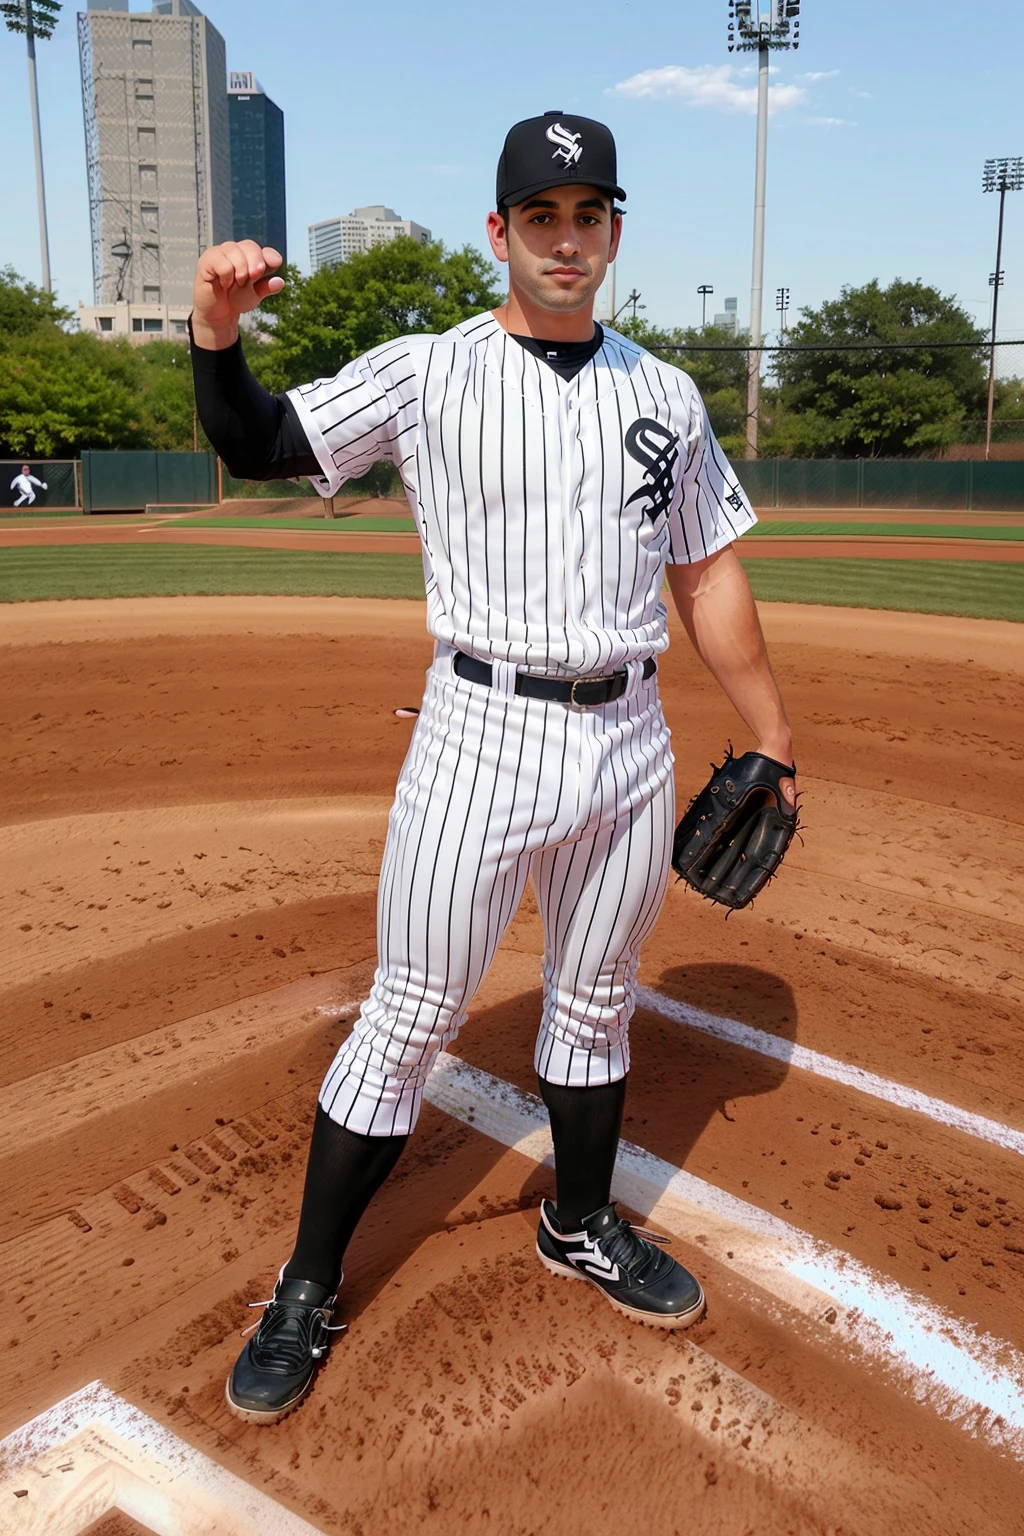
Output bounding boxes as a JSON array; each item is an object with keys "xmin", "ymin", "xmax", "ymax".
[
  {"xmin": 77, "ymin": 298, "xmax": 190, "ymax": 341},
  {"xmin": 228, "ymin": 70, "xmax": 286, "ymax": 258},
  {"xmin": 713, "ymin": 297, "xmax": 739, "ymax": 335},
  {"xmin": 78, "ymin": 0, "xmax": 232, "ymax": 311},
  {"xmin": 308, "ymin": 206, "xmax": 431, "ymax": 273}
]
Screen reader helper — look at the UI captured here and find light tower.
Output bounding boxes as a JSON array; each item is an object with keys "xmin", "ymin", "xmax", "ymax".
[
  {"xmin": 728, "ymin": 0, "xmax": 801, "ymax": 458},
  {"xmin": 698, "ymin": 284, "xmax": 714, "ymax": 329},
  {"xmin": 776, "ymin": 285, "xmax": 790, "ymax": 334},
  {"xmin": 982, "ymin": 157, "xmax": 1023, "ymax": 461},
  {"xmin": 1, "ymin": 0, "xmax": 61, "ymax": 292}
]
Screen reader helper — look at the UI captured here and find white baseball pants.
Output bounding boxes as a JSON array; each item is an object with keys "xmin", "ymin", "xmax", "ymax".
[{"xmin": 319, "ymin": 647, "xmax": 675, "ymax": 1135}]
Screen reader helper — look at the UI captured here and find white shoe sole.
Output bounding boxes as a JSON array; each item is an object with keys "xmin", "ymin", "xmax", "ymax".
[
  {"xmin": 536, "ymin": 1244, "xmax": 707, "ymax": 1330},
  {"xmin": 224, "ymin": 1375, "xmax": 314, "ymax": 1425}
]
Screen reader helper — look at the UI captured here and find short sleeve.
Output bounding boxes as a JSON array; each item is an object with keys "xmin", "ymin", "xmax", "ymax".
[
  {"xmin": 665, "ymin": 392, "xmax": 758, "ymax": 564},
  {"xmin": 286, "ymin": 338, "xmax": 424, "ymax": 498}
]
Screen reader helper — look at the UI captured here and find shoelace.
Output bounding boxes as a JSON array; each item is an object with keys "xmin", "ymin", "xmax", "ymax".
[
  {"xmin": 241, "ymin": 1295, "xmax": 346, "ymax": 1367},
  {"xmin": 593, "ymin": 1219, "xmax": 671, "ymax": 1282}
]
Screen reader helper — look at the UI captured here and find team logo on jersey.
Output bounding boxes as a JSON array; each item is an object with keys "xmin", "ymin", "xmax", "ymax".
[
  {"xmin": 725, "ymin": 488, "xmax": 745, "ymax": 512},
  {"xmin": 546, "ymin": 121, "xmax": 583, "ymax": 167},
  {"xmin": 624, "ymin": 419, "xmax": 680, "ymax": 523}
]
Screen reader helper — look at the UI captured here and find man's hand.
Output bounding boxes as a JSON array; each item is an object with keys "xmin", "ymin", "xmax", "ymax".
[{"xmin": 191, "ymin": 240, "xmax": 284, "ymax": 350}]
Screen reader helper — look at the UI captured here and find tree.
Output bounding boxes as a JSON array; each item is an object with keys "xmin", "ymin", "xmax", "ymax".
[
  {"xmin": 615, "ymin": 317, "xmax": 748, "ymax": 456},
  {"xmin": 0, "ymin": 329, "xmax": 145, "ymax": 456},
  {"xmin": 252, "ymin": 237, "xmax": 503, "ymax": 392},
  {"xmin": 768, "ymin": 278, "xmax": 988, "ymax": 457},
  {"xmin": 0, "ymin": 264, "xmax": 72, "ymax": 336}
]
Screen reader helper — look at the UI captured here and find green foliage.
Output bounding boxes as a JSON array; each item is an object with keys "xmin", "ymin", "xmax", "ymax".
[
  {"xmin": 0, "ymin": 267, "xmax": 203, "ymax": 455},
  {"xmin": 0, "ymin": 330, "xmax": 144, "ymax": 455},
  {"xmin": 0, "ymin": 265, "xmax": 72, "ymax": 335},
  {"xmin": 1, "ymin": 0, "xmax": 61, "ymax": 41},
  {"xmin": 133, "ymin": 340, "xmax": 203, "ymax": 451},
  {"xmin": 614, "ymin": 317, "xmax": 749, "ymax": 455},
  {"xmin": 766, "ymin": 279, "xmax": 988, "ymax": 458},
  {"xmin": 251, "ymin": 237, "xmax": 503, "ymax": 391}
]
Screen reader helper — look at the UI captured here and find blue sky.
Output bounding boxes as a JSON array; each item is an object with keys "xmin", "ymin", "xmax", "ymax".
[{"xmin": 1, "ymin": 0, "xmax": 1023, "ymax": 340}]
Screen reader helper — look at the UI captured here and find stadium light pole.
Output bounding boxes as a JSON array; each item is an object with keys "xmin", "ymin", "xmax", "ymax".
[
  {"xmin": 728, "ymin": 1, "xmax": 801, "ymax": 458},
  {"xmin": 982, "ymin": 157, "xmax": 1023, "ymax": 461},
  {"xmin": 698, "ymin": 284, "xmax": 714, "ymax": 329},
  {"xmin": 1, "ymin": 0, "xmax": 61, "ymax": 293}
]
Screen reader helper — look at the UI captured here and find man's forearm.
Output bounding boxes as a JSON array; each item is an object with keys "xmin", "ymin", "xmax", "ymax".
[{"xmin": 666, "ymin": 546, "xmax": 793, "ymax": 762}]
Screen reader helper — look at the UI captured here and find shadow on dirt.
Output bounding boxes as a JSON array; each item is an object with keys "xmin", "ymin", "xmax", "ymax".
[{"xmin": 335, "ymin": 961, "xmax": 795, "ymax": 1321}]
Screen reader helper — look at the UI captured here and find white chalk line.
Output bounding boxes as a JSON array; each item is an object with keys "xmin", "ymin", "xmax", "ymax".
[
  {"xmin": 0, "ymin": 1380, "xmax": 320, "ymax": 1534},
  {"xmin": 635, "ymin": 984, "xmax": 1024, "ymax": 1158},
  {"xmin": 424, "ymin": 1052, "xmax": 1024, "ymax": 1456}
]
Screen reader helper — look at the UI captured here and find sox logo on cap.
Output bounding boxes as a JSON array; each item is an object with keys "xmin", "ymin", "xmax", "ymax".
[{"xmin": 545, "ymin": 120, "xmax": 584, "ymax": 166}]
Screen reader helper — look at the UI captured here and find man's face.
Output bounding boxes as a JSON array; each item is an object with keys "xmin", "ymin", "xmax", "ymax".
[
  {"xmin": 486, "ymin": 185, "xmax": 621, "ymax": 315},
  {"xmin": 21, "ymin": 467, "xmax": 29, "ymax": 475}
]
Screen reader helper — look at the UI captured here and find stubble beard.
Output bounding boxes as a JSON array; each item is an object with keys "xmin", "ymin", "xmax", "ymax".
[{"xmin": 512, "ymin": 256, "xmax": 605, "ymax": 315}]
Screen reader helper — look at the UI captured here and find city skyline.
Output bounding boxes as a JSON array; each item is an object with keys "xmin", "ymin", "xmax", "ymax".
[{"xmin": 1, "ymin": 0, "xmax": 1022, "ymax": 340}]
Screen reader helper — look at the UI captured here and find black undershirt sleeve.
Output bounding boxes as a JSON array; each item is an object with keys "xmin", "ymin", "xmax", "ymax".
[
  {"xmin": 189, "ymin": 320, "xmax": 607, "ymax": 484},
  {"xmin": 189, "ymin": 330, "xmax": 322, "ymax": 481}
]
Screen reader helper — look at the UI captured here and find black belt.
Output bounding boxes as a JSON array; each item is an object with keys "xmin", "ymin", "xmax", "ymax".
[{"xmin": 454, "ymin": 652, "xmax": 656, "ymax": 706}]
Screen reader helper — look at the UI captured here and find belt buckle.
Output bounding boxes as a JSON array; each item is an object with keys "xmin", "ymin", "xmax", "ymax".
[{"xmin": 569, "ymin": 673, "xmax": 609, "ymax": 710}]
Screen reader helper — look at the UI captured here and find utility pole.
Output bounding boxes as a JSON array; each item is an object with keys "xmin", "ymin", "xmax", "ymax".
[
  {"xmin": 698, "ymin": 284, "xmax": 714, "ymax": 330},
  {"xmin": 2, "ymin": 0, "xmax": 61, "ymax": 292},
  {"xmin": 982, "ymin": 157, "xmax": 1023, "ymax": 461},
  {"xmin": 728, "ymin": 1, "xmax": 801, "ymax": 458},
  {"xmin": 776, "ymin": 285, "xmax": 790, "ymax": 335}
]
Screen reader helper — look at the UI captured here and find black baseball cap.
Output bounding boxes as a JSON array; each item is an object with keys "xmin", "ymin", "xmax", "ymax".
[{"xmin": 496, "ymin": 111, "xmax": 626, "ymax": 209}]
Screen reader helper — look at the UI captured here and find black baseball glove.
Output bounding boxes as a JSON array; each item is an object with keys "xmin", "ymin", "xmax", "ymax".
[{"xmin": 672, "ymin": 746, "xmax": 798, "ymax": 911}]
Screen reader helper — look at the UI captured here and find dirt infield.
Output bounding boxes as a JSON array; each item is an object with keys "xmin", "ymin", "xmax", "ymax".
[{"xmin": 2, "ymin": 597, "xmax": 1024, "ymax": 1532}]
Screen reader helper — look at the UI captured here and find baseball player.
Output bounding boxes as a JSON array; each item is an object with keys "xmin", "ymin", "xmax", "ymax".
[
  {"xmin": 11, "ymin": 466, "xmax": 46, "ymax": 506},
  {"xmin": 189, "ymin": 111, "xmax": 796, "ymax": 1425}
]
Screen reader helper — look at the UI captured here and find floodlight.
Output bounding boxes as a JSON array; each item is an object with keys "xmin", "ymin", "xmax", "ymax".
[{"xmin": 981, "ymin": 154, "xmax": 1023, "ymax": 458}]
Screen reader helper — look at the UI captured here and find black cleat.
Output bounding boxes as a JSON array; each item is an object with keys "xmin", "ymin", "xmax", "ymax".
[
  {"xmin": 537, "ymin": 1200, "xmax": 706, "ymax": 1330},
  {"xmin": 225, "ymin": 1272, "xmax": 345, "ymax": 1424}
]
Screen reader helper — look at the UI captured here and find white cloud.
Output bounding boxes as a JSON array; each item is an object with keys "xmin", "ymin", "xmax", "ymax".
[
  {"xmin": 798, "ymin": 69, "xmax": 840, "ymax": 81},
  {"xmin": 610, "ymin": 64, "xmax": 806, "ymax": 115},
  {"xmin": 804, "ymin": 116, "xmax": 853, "ymax": 128}
]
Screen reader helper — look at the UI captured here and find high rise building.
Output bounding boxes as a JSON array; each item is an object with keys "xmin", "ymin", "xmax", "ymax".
[
  {"xmin": 713, "ymin": 297, "xmax": 739, "ymax": 335},
  {"xmin": 308, "ymin": 206, "xmax": 431, "ymax": 273},
  {"xmin": 78, "ymin": 0, "xmax": 232, "ymax": 312},
  {"xmin": 228, "ymin": 70, "xmax": 286, "ymax": 259}
]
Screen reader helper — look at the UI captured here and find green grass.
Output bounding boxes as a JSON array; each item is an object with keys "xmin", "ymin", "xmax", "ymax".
[
  {"xmin": 0, "ymin": 508, "xmax": 83, "ymax": 523},
  {"xmin": 0, "ymin": 545, "xmax": 427, "ymax": 602},
  {"xmin": 179, "ymin": 515, "xmax": 414, "ymax": 532},
  {"xmin": 747, "ymin": 520, "xmax": 1024, "ymax": 540},
  {"xmin": 1, "ymin": 544, "xmax": 1021, "ymax": 622},
  {"xmin": 739, "ymin": 558, "xmax": 1024, "ymax": 622}
]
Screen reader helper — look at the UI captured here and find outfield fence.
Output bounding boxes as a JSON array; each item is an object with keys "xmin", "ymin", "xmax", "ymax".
[
  {"xmin": 81, "ymin": 451, "xmax": 217, "ymax": 513},
  {"xmin": 734, "ymin": 458, "xmax": 1023, "ymax": 510}
]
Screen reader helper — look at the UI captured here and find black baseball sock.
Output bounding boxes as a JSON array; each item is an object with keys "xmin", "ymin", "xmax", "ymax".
[
  {"xmin": 282, "ymin": 1106, "xmax": 408, "ymax": 1291},
  {"xmin": 538, "ymin": 1074, "xmax": 628, "ymax": 1231}
]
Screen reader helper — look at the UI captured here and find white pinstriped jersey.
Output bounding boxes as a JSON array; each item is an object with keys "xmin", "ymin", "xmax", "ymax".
[{"xmin": 287, "ymin": 312, "xmax": 757, "ymax": 676}]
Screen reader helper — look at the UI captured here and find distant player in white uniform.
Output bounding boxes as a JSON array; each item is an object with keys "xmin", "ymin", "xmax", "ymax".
[
  {"xmin": 189, "ymin": 112, "xmax": 796, "ymax": 1424},
  {"xmin": 11, "ymin": 467, "xmax": 46, "ymax": 506}
]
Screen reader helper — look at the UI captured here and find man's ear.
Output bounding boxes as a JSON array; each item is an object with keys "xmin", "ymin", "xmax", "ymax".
[
  {"xmin": 486, "ymin": 209, "xmax": 510, "ymax": 265},
  {"xmin": 609, "ymin": 209, "xmax": 623, "ymax": 263}
]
